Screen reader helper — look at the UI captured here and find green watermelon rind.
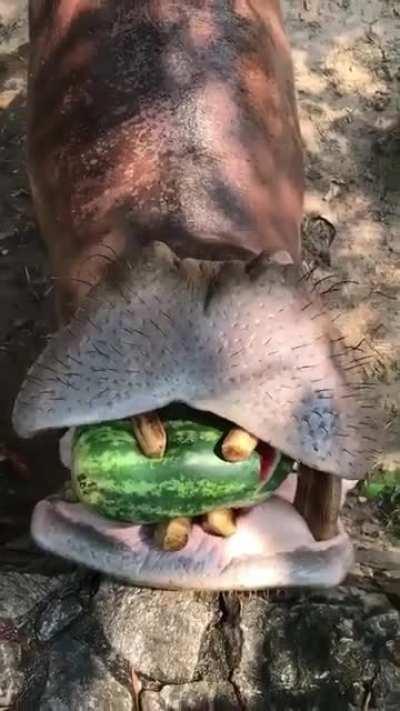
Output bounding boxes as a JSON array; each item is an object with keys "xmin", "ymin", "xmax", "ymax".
[{"xmin": 71, "ymin": 420, "xmax": 290, "ymax": 523}]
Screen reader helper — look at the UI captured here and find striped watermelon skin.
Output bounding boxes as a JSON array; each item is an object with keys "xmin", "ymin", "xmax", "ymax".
[{"xmin": 71, "ymin": 420, "xmax": 291, "ymax": 523}]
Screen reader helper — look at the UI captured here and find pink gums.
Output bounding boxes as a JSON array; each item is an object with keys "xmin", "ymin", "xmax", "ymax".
[{"xmin": 258, "ymin": 442, "xmax": 280, "ymax": 482}]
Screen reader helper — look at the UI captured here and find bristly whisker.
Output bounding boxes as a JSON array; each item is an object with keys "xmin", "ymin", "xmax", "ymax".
[
  {"xmin": 89, "ymin": 388, "xmax": 109, "ymax": 404},
  {"xmin": 318, "ymin": 279, "xmax": 359, "ymax": 296},
  {"xmin": 88, "ymin": 344, "xmax": 111, "ymax": 359},
  {"xmin": 25, "ymin": 375, "xmax": 45, "ymax": 386},
  {"xmin": 310, "ymin": 274, "xmax": 338, "ymax": 292},
  {"xmin": 297, "ymin": 264, "xmax": 318, "ymax": 283},
  {"xmin": 110, "ymin": 344, "xmax": 124, "ymax": 357},
  {"xmin": 300, "ymin": 301, "xmax": 313, "ymax": 312},
  {"xmin": 150, "ymin": 320, "xmax": 167, "ymax": 337},
  {"xmin": 46, "ymin": 375, "xmax": 79, "ymax": 390},
  {"xmin": 65, "ymin": 353, "xmax": 84, "ymax": 366},
  {"xmin": 35, "ymin": 363, "xmax": 69, "ymax": 379},
  {"xmin": 342, "ymin": 360, "xmax": 372, "ymax": 372},
  {"xmin": 310, "ymin": 310, "xmax": 327, "ymax": 321},
  {"xmin": 291, "ymin": 342, "xmax": 312, "ymax": 351},
  {"xmin": 160, "ymin": 310, "xmax": 174, "ymax": 324}
]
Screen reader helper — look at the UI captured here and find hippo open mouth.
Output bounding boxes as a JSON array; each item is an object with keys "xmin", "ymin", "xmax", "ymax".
[
  {"xmin": 31, "ymin": 424, "xmax": 356, "ymax": 591},
  {"xmin": 12, "ymin": 244, "xmax": 380, "ymax": 590}
]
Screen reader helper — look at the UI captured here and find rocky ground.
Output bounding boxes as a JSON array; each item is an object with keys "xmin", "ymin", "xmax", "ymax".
[
  {"xmin": 1, "ymin": 573, "xmax": 400, "ymax": 710},
  {"xmin": 0, "ymin": 1, "xmax": 399, "ymax": 709}
]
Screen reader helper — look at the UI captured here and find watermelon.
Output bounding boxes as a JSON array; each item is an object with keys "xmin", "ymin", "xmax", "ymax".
[{"xmin": 71, "ymin": 419, "xmax": 293, "ymax": 523}]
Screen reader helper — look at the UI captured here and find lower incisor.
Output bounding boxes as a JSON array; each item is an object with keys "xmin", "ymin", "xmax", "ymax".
[
  {"xmin": 203, "ymin": 508, "xmax": 237, "ymax": 537},
  {"xmin": 154, "ymin": 517, "xmax": 192, "ymax": 551},
  {"xmin": 221, "ymin": 428, "xmax": 258, "ymax": 462}
]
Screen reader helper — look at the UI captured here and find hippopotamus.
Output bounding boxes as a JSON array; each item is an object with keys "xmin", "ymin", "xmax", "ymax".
[{"xmin": 12, "ymin": 0, "xmax": 381, "ymax": 591}]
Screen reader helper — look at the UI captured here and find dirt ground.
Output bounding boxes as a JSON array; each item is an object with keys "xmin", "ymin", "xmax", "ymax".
[{"xmin": 0, "ymin": 0, "xmax": 399, "ymax": 591}]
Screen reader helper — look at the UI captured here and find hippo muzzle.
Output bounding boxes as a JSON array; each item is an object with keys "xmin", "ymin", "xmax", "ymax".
[{"xmin": 12, "ymin": 242, "xmax": 380, "ymax": 590}]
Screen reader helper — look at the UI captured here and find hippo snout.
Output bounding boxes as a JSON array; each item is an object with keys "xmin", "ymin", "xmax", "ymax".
[
  {"xmin": 13, "ymin": 242, "xmax": 378, "ymax": 479},
  {"xmin": 12, "ymin": 242, "xmax": 382, "ymax": 590}
]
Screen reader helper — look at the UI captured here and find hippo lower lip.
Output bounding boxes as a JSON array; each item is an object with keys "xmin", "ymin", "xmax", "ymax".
[{"xmin": 29, "ymin": 425, "xmax": 355, "ymax": 591}]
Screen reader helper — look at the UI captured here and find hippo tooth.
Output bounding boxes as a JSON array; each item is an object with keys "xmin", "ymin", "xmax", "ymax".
[
  {"xmin": 154, "ymin": 517, "xmax": 192, "ymax": 552},
  {"xmin": 202, "ymin": 508, "xmax": 237, "ymax": 537},
  {"xmin": 132, "ymin": 412, "xmax": 167, "ymax": 458},
  {"xmin": 294, "ymin": 465, "xmax": 342, "ymax": 541},
  {"xmin": 221, "ymin": 427, "xmax": 258, "ymax": 462}
]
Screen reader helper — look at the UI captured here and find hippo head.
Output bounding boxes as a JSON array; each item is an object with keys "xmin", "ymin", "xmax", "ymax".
[{"xmin": 12, "ymin": 242, "xmax": 382, "ymax": 590}]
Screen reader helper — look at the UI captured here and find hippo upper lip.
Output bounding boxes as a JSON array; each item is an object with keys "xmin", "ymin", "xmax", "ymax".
[{"xmin": 12, "ymin": 245, "xmax": 380, "ymax": 480}]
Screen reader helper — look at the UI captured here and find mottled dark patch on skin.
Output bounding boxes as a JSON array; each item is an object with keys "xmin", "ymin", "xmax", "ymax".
[{"xmin": 28, "ymin": 0, "xmax": 304, "ymax": 325}]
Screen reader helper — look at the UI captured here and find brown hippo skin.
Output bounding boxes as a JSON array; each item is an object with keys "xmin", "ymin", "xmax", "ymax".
[{"xmin": 12, "ymin": 0, "xmax": 381, "ymax": 590}]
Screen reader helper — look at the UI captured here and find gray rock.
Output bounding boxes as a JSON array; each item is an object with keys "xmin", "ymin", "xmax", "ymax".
[
  {"xmin": 89, "ymin": 581, "xmax": 220, "ymax": 683},
  {"xmin": 372, "ymin": 661, "xmax": 400, "ymax": 711},
  {"xmin": 0, "ymin": 642, "xmax": 25, "ymax": 707},
  {"xmin": 0, "ymin": 0, "xmax": 28, "ymax": 53},
  {"xmin": 0, "ymin": 571, "xmax": 83, "ymax": 623},
  {"xmin": 363, "ymin": 610, "xmax": 400, "ymax": 642},
  {"xmin": 141, "ymin": 681, "xmax": 238, "ymax": 710},
  {"xmin": 232, "ymin": 591, "xmax": 400, "ymax": 710},
  {"xmin": 36, "ymin": 595, "xmax": 84, "ymax": 642},
  {"xmin": 39, "ymin": 635, "xmax": 132, "ymax": 711},
  {"xmin": 0, "ymin": 573, "xmax": 400, "ymax": 709}
]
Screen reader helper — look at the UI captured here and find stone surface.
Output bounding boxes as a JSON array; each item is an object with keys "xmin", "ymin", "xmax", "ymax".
[
  {"xmin": 0, "ymin": 571, "xmax": 82, "ymax": 622},
  {"xmin": 372, "ymin": 661, "xmax": 400, "ymax": 711},
  {"xmin": 36, "ymin": 594, "xmax": 84, "ymax": 642},
  {"xmin": 39, "ymin": 635, "xmax": 132, "ymax": 711},
  {"xmin": 88, "ymin": 581, "xmax": 220, "ymax": 684},
  {"xmin": 0, "ymin": 641, "xmax": 25, "ymax": 707},
  {"xmin": 232, "ymin": 589, "xmax": 400, "ymax": 710},
  {"xmin": 1, "ymin": 550, "xmax": 399, "ymax": 708},
  {"xmin": 141, "ymin": 682, "xmax": 238, "ymax": 711},
  {"xmin": 0, "ymin": 560, "xmax": 399, "ymax": 709}
]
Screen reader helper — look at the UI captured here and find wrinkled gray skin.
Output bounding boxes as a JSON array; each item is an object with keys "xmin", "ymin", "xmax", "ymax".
[
  {"xmin": 12, "ymin": 0, "xmax": 382, "ymax": 589},
  {"xmin": 14, "ymin": 245, "xmax": 376, "ymax": 478}
]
